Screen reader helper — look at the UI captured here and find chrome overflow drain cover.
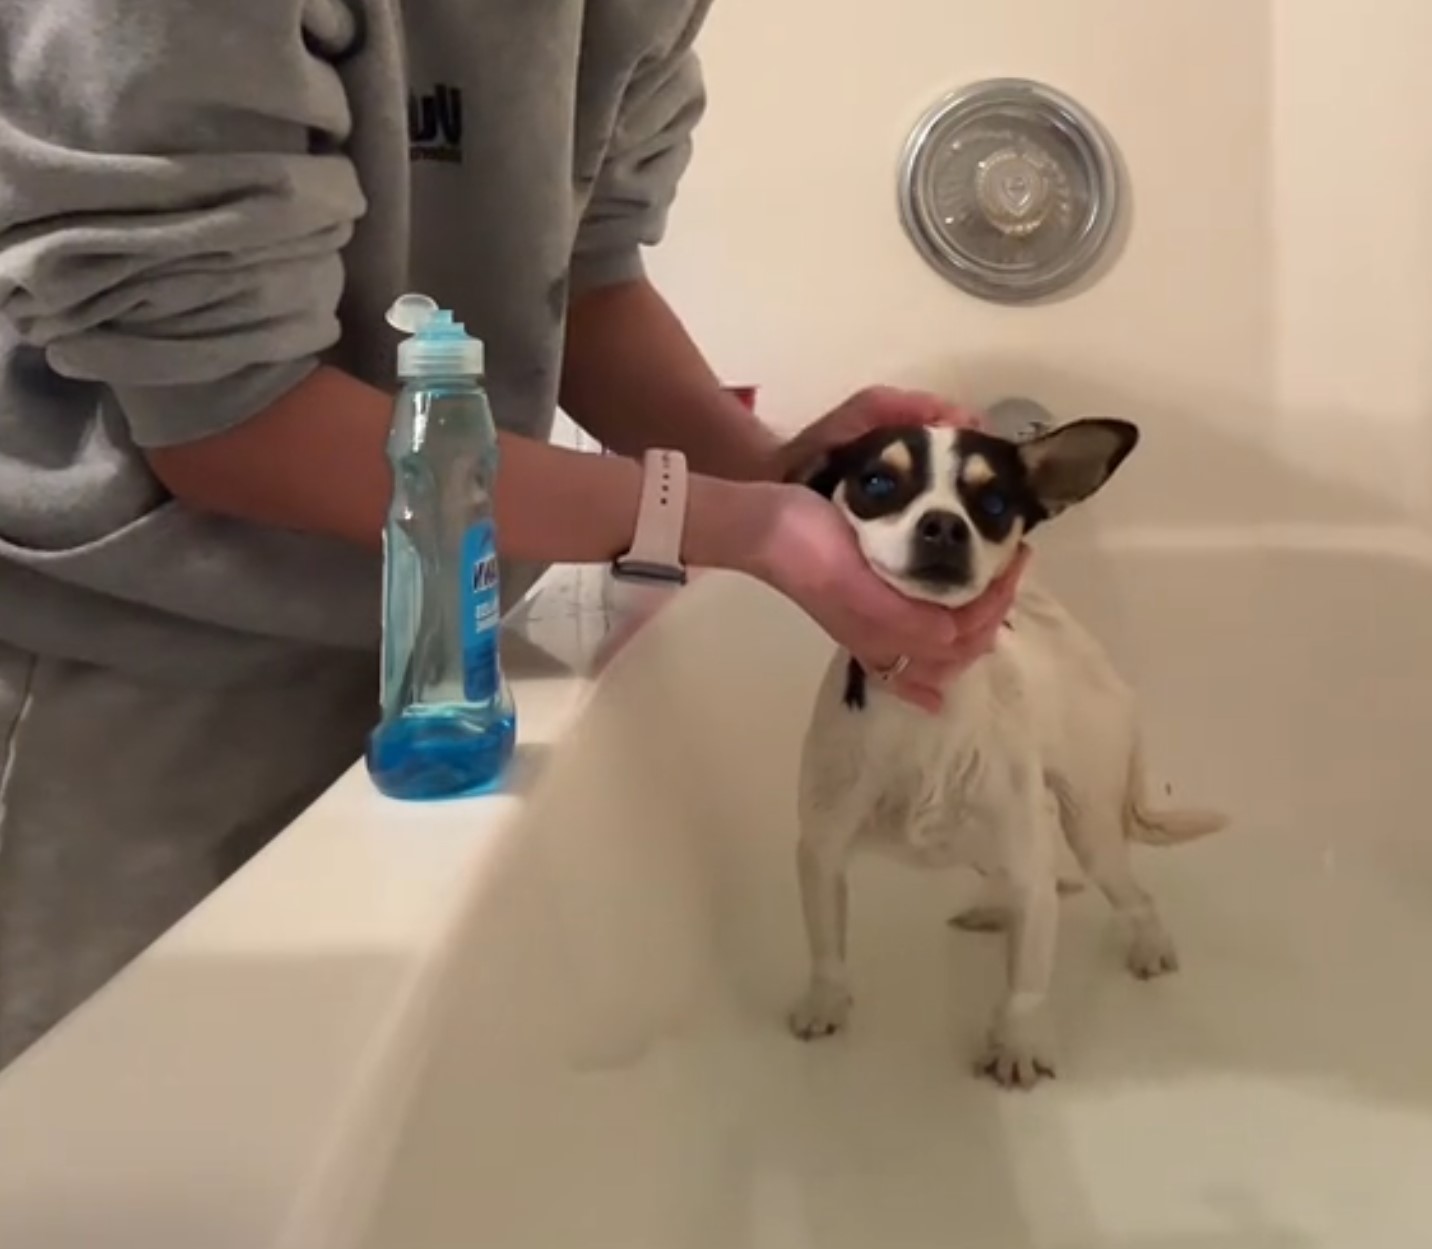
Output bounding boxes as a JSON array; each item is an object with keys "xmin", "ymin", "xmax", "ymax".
[{"xmin": 898, "ymin": 79, "xmax": 1123, "ymax": 303}]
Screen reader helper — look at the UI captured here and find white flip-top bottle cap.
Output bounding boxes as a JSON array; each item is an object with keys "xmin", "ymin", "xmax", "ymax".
[{"xmin": 386, "ymin": 292, "xmax": 485, "ymax": 379}]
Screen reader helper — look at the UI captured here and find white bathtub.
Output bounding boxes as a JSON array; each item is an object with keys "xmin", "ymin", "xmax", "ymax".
[
  {"xmin": 342, "ymin": 529, "xmax": 1432, "ymax": 1249},
  {"xmin": 1, "ymin": 531, "xmax": 1429, "ymax": 1247}
]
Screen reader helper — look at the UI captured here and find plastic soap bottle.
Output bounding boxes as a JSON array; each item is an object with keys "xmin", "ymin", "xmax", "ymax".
[{"xmin": 365, "ymin": 293, "xmax": 516, "ymax": 800}]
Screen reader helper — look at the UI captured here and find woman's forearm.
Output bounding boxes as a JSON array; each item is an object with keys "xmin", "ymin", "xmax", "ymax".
[
  {"xmin": 145, "ymin": 364, "xmax": 775, "ymax": 574},
  {"xmin": 146, "ymin": 365, "xmax": 394, "ymax": 551},
  {"xmin": 560, "ymin": 278, "xmax": 783, "ymax": 481},
  {"xmin": 493, "ymin": 429, "xmax": 773, "ymax": 572}
]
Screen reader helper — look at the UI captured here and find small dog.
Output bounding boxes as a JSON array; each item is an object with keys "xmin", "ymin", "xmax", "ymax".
[{"xmin": 789, "ymin": 419, "xmax": 1227, "ymax": 1088}]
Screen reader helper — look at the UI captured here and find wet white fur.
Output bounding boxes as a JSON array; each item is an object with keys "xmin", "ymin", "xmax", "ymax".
[{"xmin": 790, "ymin": 427, "xmax": 1226, "ymax": 1088}]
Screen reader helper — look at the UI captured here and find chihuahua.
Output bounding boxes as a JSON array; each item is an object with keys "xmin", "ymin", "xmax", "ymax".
[{"xmin": 789, "ymin": 420, "xmax": 1227, "ymax": 1087}]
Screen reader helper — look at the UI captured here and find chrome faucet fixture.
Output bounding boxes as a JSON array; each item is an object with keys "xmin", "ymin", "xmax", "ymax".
[
  {"xmin": 985, "ymin": 397, "xmax": 1053, "ymax": 442},
  {"xmin": 898, "ymin": 79, "xmax": 1123, "ymax": 304}
]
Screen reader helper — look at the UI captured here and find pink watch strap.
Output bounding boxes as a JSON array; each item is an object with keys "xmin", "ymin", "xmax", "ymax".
[{"xmin": 613, "ymin": 449, "xmax": 688, "ymax": 584}]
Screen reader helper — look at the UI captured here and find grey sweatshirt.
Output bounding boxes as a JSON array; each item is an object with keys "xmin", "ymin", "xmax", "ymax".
[{"xmin": 0, "ymin": 0, "xmax": 709, "ymax": 685}]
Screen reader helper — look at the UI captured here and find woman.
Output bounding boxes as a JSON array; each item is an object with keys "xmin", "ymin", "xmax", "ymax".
[{"xmin": 0, "ymin": 0, "xmax": 1018, "ymax": 1066}]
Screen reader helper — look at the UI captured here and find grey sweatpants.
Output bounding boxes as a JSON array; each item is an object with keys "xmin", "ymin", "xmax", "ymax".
[{"xmin": 0, "ymin": 641, "xmax": 375, "ymax": 1068}]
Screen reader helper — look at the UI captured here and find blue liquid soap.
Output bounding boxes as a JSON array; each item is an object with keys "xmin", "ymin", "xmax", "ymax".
[{"xmin": 366, "ymin": 293, "xmax": 516, "ymax": 801}]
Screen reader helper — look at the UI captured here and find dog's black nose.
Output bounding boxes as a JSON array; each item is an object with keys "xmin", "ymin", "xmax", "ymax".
[{"xmin": 915, "ymin": 510, "xmax": 970, "ymax": 550}]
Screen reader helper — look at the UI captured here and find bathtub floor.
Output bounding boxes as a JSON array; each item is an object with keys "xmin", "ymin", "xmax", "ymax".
[{"xmin": 357, "ymin": 812, "xmax": 1432, "ymax": 1249}]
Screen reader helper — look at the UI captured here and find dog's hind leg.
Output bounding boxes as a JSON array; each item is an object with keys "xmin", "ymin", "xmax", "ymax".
[
  {"xmin": 950, "ymin": 835, "xmax": 1083, "ymax": 933},
  {"xmin": 949, "ymin": 882, "xmax": 1011, "ymax": 933},
  {"xmin": 1059, "ymin": 772, "xmax": 1179, "ymax": 980}
]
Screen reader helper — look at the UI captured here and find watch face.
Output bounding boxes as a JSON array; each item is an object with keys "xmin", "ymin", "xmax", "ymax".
[{"xmin": 898, "ymin": 79, "xmax": 1122, "ymax": 303}]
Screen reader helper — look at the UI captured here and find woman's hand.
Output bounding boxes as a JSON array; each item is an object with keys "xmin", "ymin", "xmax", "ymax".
[
  {"xmin": 687, "ymin": 385, "xmax": 1017, "ymax": 710},
  {"xmin": 772, "ymin": 386, "xmax": 983, "ymax": 484},
  {"xmin": 743, "ymin": 484, "xmax": 1027, "ymax": 713},
  {"xmin": 754, "ymin": 386, "xmax": 1013, "ymax": 710}
]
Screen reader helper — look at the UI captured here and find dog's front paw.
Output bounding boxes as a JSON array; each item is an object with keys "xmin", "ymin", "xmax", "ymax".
[
  {"xmin": 788, "ymin": 982, "xmax": 852, "ymax": 1040},
  {"xmin": 1126, "ymin": 923, "xmax": 1180, "ymax": 980},
  {"xmin": 976, "ymin": 1016, "xmax": 1057, "ymax": 1089}
]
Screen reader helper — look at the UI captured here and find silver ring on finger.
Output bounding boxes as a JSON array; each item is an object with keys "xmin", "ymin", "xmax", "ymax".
[{"xmin": 874, "ymin": 654, "xmax": 911, "ymax": 682}]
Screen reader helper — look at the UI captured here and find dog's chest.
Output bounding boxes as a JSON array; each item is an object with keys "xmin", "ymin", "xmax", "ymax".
[{"xmin": 855, "ymin": 723, "xmax": 1017, "ymax": 873}]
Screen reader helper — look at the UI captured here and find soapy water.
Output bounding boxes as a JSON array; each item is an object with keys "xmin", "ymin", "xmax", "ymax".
[{"xmin": 366, "ymin": 702, "xmax": 516, "ymax": 801}]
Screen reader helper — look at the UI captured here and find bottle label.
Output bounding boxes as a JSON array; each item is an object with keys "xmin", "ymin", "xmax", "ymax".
[{"xmin": 460, "ymin": 520, "xmax": 502, "ymax": 702}]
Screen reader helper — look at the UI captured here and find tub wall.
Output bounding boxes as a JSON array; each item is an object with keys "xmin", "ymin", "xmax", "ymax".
[
  {"xmin": 646, "ymin": 0, "xmax": 1432, "ymax": 527},
  {"xmin": 1271, "ymin": 0, "xmax": 1432, "ymax": 516}
]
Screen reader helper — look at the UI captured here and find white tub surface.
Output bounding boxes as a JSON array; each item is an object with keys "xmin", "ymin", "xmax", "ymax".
[{"xmin": 3, "ymin": 532, "xmax": 1432, "ymax": 1249}]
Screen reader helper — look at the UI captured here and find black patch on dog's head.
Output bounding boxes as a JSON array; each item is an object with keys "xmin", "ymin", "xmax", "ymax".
[
  {"xmin": 801, "ymin": 426, "xmax": 930, "ymax": 517},
  {"xmin": 950, "ymin": 429, "xmax": 1045, "ymax": 540}
]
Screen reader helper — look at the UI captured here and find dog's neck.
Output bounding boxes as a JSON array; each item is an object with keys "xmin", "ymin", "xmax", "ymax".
[{"xmin": 843, "ymin": 618, "xmax": 1015, "ymax": 710}]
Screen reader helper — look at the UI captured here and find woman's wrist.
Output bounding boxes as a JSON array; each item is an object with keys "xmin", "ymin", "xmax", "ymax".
[
  {"xmin": 727, "ymin": 417, "xmax": 786, "ymax": 483},
  {"xmin": 681, "ymin": 474, "xmax": 789, "ymax": 581}
]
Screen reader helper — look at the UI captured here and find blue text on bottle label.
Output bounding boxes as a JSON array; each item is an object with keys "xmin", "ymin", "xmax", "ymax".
[{"xmin": 460, "ymin": 521, "xmax": 502, "ymax": 702}]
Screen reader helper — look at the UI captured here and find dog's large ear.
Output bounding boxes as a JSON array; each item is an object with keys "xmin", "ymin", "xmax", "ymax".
[{"xmin": 1017, "ymin": 418, "xmax": 1139, "ymax": 518}]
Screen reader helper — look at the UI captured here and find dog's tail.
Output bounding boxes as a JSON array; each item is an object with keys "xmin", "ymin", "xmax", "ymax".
[{"xmin": 1124, "ymin": 742, "xmax": 1229, "ymax": 846}]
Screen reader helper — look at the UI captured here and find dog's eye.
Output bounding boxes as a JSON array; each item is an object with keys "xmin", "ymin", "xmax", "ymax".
[
  {"xmin": 858, "ymin": 470, "xmax": 898, "ymax": 499},
  {"xmin": 979, "ymin": 490, "xmax": 1008, "ymax": 517}
]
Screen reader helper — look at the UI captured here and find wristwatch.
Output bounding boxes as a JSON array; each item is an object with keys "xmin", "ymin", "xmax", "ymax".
[{"xmin": 611, "ymin": 448, "xmax": 689, "ymax": 587}]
